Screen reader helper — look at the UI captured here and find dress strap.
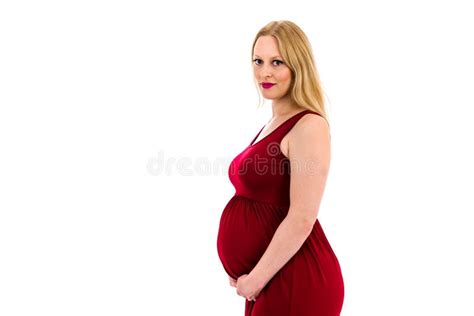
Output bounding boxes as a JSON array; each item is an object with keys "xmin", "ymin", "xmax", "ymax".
[
  {"xmin": 248, "ymin": 110, "xmax": 326, "ymax": 147},
  {"xmin": 271, "ymin": 110, "xmax": 323, "ymax": 141}
]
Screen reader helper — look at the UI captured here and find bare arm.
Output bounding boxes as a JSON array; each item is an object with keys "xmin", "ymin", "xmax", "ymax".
[{"xmin": 247, "ymin": 114, "xmax": 331, "ymax": 289}]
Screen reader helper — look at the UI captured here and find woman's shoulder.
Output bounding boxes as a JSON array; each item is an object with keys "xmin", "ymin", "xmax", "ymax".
[
  {"xmin": 281, "ymin": 110, "xmax": 331, "ymax": 158},
  {"xmin": 293, "ymin": 111, "xmax": 330, "ymax": 137}
]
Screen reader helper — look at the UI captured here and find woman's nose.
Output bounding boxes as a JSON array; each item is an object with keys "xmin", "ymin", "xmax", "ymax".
[
  {"xmin": 262, "ymin": 70, "xmax": 273, "ymax": 79},
  {"xmin": 259, "ymin": 64, "xmax": 273, "ymax": 79}
]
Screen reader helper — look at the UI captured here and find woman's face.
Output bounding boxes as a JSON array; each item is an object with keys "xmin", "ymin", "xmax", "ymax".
[{"xmin": 252, "ymin": 35, "xmax": 293, "ymax": 100}]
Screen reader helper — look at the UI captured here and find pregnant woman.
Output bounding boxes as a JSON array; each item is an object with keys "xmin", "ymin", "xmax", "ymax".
[{"xmin": 216, "ymin": 20, "xmax": 345, "ymax": 316}]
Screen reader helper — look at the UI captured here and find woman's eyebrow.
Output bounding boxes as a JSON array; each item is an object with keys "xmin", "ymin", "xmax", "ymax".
[{"xmin": 253, "ymin": 55, "xmax": 282, "ymax": 59}]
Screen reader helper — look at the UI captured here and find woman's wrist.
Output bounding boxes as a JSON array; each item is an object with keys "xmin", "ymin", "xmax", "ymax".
[{"xmin": 248, "ymin": 269, "xmax": 267, "ymax": 291}]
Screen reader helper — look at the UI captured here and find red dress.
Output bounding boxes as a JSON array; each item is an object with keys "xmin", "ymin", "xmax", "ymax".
[{"xmin": 217, "ymin": 109, "xmax": 345, "ymax": 316}]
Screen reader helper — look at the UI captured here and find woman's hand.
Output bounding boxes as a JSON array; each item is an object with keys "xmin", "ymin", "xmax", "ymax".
[
  {"xmin": 228, "ymin": 275, "xmax": 237, "ymax": 287},
  {"xmin": 236, "ymin": 274, "xmax": 263, "ymax": 301}
]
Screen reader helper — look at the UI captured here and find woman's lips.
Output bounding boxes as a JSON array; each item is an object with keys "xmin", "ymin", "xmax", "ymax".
[{"xmin": 262, "ymin": 82, "xmax": 276, "ymax": 89}]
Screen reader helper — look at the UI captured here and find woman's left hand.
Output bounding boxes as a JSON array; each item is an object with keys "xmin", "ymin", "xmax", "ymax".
[{"xmin": 236, "ymin": 274, "xmax": 263, "ymax": 301}]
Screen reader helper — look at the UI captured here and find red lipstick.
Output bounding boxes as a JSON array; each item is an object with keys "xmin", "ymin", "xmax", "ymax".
[{"xmin": 262, "ymin": 82, "xmax": 276, "ymax": 89}]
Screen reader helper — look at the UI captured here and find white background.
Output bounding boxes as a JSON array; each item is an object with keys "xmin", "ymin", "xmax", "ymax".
[{"xmin": 1, "ymin": 1, "xmax": 473, "ymax": 315}]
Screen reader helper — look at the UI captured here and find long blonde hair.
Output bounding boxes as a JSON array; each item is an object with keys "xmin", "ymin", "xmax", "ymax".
[{"xmin": 251, "ymin": 20, "xmax": 329, "ymax": 124}]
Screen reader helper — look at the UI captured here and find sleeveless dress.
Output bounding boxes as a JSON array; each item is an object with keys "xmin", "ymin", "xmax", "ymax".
[{"xmin": 216, "ymin": 109, "xmax": 345, "ymax": 316}]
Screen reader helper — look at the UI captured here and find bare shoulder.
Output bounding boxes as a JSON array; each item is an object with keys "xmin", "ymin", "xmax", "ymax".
[
  {"xmin": 281, "ymin": 113, "xmax": 331, "ymax": 159},
  {"xmin": 293, "ymin": 113, "xmax": 330, "ymax": 137}
]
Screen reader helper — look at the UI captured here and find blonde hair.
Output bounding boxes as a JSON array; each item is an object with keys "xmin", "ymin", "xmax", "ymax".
[{"xmin": 251, "ymin": 20, "xmax": 330, "ymax": 123}]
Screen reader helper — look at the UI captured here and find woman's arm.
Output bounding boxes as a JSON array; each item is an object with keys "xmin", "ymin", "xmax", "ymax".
[{"xmin": 247, "ymin": 114, "xmax": 331, "ymax": 290}]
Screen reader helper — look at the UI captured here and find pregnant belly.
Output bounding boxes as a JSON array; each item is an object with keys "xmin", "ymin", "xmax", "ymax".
[{"xmin": 216, "ymin": 195, "xmax": 287, "ymax": 279}]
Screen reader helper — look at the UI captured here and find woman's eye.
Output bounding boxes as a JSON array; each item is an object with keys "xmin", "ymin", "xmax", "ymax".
[{"xmin": 253, "ymin": 59, "xmax": 284, "ymax": 66}]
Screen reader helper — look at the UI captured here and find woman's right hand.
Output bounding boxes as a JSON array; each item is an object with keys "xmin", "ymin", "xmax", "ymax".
[{"xmin": 229, "ymin": 276, "xmax": 237, "ymax": 287}]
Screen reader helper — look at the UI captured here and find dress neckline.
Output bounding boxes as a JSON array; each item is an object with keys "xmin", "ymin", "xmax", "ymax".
[{"xmin": 248, "ymin": 109, "xmax": 310, "ymax": 148}]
